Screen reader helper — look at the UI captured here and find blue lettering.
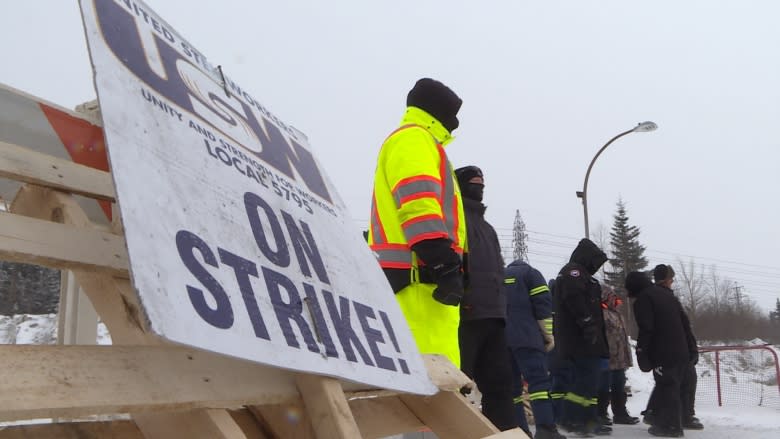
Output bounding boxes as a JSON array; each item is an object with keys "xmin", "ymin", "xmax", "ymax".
[
  {"xmin": 281, "ymin": 211, "xmax": 330, "ymax": 285},
  {"xmin": 244, "ymin": 192, "xmax": 290, "ymax": 268},
  {"xmin": 354, "ymin": 302, "xmax": 395, "ymax": 371},
  {"xmin": 218, "ymin": 248, "xmax": 270, "ymax": 340},
  {"xmin": 262, "ymin": 267, "xmax": 319, "ymax": 353},
  {"xmin": 95, "ymin": 0, "xmax": 332, "ymax": 203},
  {"xmin": 175, "ymin": 230, "xmax": 233, "ymax": 329},
  {"xmin": 321, "ymin": 289, "xmax": 373, "ymax": 366}
]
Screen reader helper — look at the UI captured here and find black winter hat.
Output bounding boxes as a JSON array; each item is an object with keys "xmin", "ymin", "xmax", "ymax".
[
  {"xmin": 625, "ymin": 271, "xmax": 653, "ymax": 298},
  {"xmin": 653, "ymin": 264, "xmax": 675, "ymax": 283},
  {"xmin": 406, "ymin": 78, "xmax": 462, "ymax": 132},
  {"xmin": 455, "ymin": 166, "xmax": 483, "ymax": 187}
]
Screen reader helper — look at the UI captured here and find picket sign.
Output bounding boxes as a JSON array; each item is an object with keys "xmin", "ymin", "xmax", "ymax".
[{"xmin": 0, "ymin": 1, "xmax": 530, "ymax": 436}]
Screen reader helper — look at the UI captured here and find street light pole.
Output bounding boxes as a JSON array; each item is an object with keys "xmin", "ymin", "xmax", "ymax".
[{"xmin": 576, "ymin": 121, "xmax": 658, "ymax": 239}]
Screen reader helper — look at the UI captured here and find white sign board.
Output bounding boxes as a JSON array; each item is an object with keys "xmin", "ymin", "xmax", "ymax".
[{"xmin": 79, "ymin": 0, "xmax": 436, "ymax": 395}]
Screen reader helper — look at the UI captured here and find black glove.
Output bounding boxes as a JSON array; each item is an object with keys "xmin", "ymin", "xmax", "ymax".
[
  {"xmin": 582, "ymin": 323, "xmax": 599, "ymax": 345},
  {"xmin": 690, "ymin": 351, "xmax": 699, "ymax": 366},
  {"xmin": 636, "ymin": 348, "xmax": 652, "ymax": 373},
  {"xmin": 431, "ymin": 264, "xmax": 464, "ymax": 306}
]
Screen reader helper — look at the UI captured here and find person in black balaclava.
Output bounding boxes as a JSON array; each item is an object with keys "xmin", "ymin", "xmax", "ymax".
[
  {"xmin": 554, "ymin": 238, "xmax": 612, "ymax": 436},
  {"xmin": 454, "ymin": 165, "xmax": 518, "ymax": 432}
]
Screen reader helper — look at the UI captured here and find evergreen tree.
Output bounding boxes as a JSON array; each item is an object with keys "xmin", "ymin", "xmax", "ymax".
[
  {"xmin": 604, "ymin": 199, "xmax": 648, "ymax": 294},
  {"xmin": 512, "ymin": 209, "xmax": 528, "ymax": 262},
  {"xmin": 770, "ymin": 298, "xmax": 780, "ymax": 324}
]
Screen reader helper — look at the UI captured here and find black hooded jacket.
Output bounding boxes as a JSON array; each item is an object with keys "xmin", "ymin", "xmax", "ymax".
[
  {"xmin": 627, "ymin": 273, "xmax": 695, "ymax": 369},
  {"xmin": 553, "ymin": 239, "xmax": 609, "ymax": 358},
  {"xmin": 459, "ymin": 198, "xmax": 506, "ymax": 321}
]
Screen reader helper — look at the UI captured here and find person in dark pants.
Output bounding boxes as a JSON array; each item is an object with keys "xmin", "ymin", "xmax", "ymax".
[
  {"xmin": 554, "ymin": 239, "xmax": 611, "ymax": 437},
  {"xmin": 504, "ymin": 260, "xmax": 566, "ymax": 439},
  {"xmin": 547, "ymin": 279, "xmax": 572, "ymax": 425},
  {"xmin": 642, "ymin": 265, "xmax": 704, "ymax": 430},
  {"xmin": 625, "ymin": 270, "xmax": 693, "ymax": 438},
  {"xmin": 455, "ymin": 165, "xmax": 516, "ymax": 431},
  {"xmin": 597, "ymin": 285, "xmax": 639, "ymax": 426}
]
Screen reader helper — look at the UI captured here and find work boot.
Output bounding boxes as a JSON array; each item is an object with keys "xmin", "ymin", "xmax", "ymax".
[
  {"xmin": 585, "ymin": 420, "xmax": 611, "ymax": 436},
  {"xmin": 612, "ymin": 414, "xmax": 639, "ymax": 425},
  {"xmin": 535, "ymin": 424, "xmax": 567, "ymax": 439},
  {"xmin": 609, "ymin": 390, "xmax": 637, "ymax": 424},
  {"xmin": 596, "ymin": 391, "xmax": 611, "ymax": 426},
  {"xmin": 682, "ymin": 416, "xmax": 704, "ymax": 430},
  {"xmin": 648, "ymin": 425, "xmax": 684, "ymax": 437},
  {"xmin": 567, "ymin": 424, "xmax": 594, "ymax": 438},
  {"xmin": 641, "ymin": 409, "xmax": 655, "ymax": 426}
]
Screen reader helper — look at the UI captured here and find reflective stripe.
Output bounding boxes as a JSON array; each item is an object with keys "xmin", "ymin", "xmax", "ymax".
[
  {"xmin": 371, "ymin": 244, "xmax": 412, "ymax": 269},
  {"xmin": 550, "ymin": 392, "xmax": 565, "ymax": 400},
  {"xmin": 544, "ymin": 317, "xmax": 553, "ymax": 332},
  {"xmin": 437, "ymin": 144, "xmax": 460, "ymax": 250},
  {"xmin": 529, "ymin": 391, "xmax": 549, "ymax": 401},
  {"xmin": 529, "ymin": 285, "xmax": 550, "ymax": 296},
  {"xmin": 401, "ymin": 214, "xmax": 449, "ymax": 244},
  {"xmin": 513, "ymin": 396, "xmax": 525, "ymax": 404},
  {"xmin": 369, "ymin": 194, "xmax": 386, "ymax": 245},
  {"xmin": 392, "ymin": 177, "xmax": 442, "ymax": 208},
  {"xmin": 504, "ymin": 278, "xmax": 516, "ymax": 284},
  {"xmin": 564, "ymin": 392, "xmax": 593, "ymax": 407}
]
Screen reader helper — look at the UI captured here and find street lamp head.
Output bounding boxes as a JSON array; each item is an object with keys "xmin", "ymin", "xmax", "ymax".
[{"xmin": 633, "ymin": 121, "xmax": 658, "ymax": 132}]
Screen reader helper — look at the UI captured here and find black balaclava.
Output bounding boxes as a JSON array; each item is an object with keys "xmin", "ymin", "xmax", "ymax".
[
  {"xmin": 455, "ymin": 165, "xmax": 484, "ymax": 202},
  {"xmin": 406, "ymin": 78, "xmax": 462, "ymax": 132}
]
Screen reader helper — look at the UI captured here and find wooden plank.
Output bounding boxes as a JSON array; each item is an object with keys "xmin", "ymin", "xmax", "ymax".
[
  {"xmin": 247, "ymin": 404, "xmax": 315, "ymax": 439},
  {"xmin": 0, "ymin": 345, "xmax": 309, "ymax": 422},
  {"xmin": 0, "ymin": 211, "xmax": 128, "ymax": 276},
  {"xmin": 227, "ymin": 409, "xmax": 273, "ymax": 439},
  {"xmin": 401, "ymin": 391, "xmax": 501, "ymax": 439},
  {"xmin": 0, "ymin": 140, "xmax": 115, "ymax": 201},
  {"xmin": 349, "ymin": 395, "xmax": 424, "ymax": 438},
  {"xmin": 0, "ymin": 420, "xmax": 143, "ymax": 439},
  {"xmin": 295, "ymin": 374, "xmax": 362, "ymax": 439},
  {"xmin": 133, "ymin": 410, "xmax": 251, "ymax": 439}
]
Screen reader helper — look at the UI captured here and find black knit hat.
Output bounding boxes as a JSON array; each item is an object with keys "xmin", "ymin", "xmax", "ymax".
[
  {"xmin": 455, "ymin": 166, "xmax": 483, "ymax": 187},
  {"xmin": 406, "ymin": 78, "xmax": 462, "ymax": 132},
  {"xmin": 653, "ymin": 264, "xmax": 675, "ymax": 283},
  {"xmin": 625, "ymin": 271, "xmax": 653, "ymax": 298}
]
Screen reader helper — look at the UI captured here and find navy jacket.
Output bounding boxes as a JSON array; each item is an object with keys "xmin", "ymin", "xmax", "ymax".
[{"xmin": 504, "ymin": 260, "xmax": 552, "ymax": 351}]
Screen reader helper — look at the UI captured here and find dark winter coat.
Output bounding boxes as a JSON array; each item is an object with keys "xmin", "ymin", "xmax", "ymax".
[
  {"xmin": 553, "ymin": 239, "xmax": 609, "ymax": 358},
  {"xmin": 601, "ymin": 287, "xmax": 633, "ymax": 370},
  {"xmin": 632, "ymin": 281, "xmax": 694, "ymax": 369},
  {"xmin": 504, "ymin": 260, "xmax": 552, "ymax": 351},
  {"xmin": 460, "ymin": 198, "xmax": 506, "ymax": 321}
]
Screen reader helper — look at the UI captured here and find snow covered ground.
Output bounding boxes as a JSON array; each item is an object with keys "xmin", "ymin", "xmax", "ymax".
[{"xmin": 2, "ymin": 314, "xmax": 779, "ymax": 437}]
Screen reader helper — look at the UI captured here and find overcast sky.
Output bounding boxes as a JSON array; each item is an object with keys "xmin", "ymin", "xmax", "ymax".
[{"xmin": 2, "ymin": 1, "xmax": 779, "ymax": 312}]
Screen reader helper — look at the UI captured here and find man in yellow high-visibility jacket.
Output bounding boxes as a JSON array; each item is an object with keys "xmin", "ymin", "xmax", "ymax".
[{"xmin": 368, "ymin": 78, "xmax": 467, "ymax": 367}]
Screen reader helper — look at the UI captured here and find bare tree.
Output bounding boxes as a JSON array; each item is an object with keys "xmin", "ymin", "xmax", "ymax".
[{"xmin": 675, "ymin": 258, "xmax": 707, "ymax": 320}]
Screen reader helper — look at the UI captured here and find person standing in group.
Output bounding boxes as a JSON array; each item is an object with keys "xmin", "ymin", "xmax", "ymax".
[
  {"xmin": 454, "ymin": 165, "xmax": 517, "ymax": 431},
  {"xmin": 596, "ymin": 285, "xmax": 639, "ymax": 426},
  {"xmin": 554, "ymin": 239, "xmax": 611, "ymax": 437},
  {"xmin": 625, "ymin": 270, "xmax": 692, "ymax": 438},
  {"xmin": 641, "ymin": 264, "xmax": 704, "ymax": 431},
  {"xmin": 547, "ymin": 278, "xmax": 573, "ymax": 426},
  {"xmin": 504, "ymin": 259, "xmax": 566, "ymax": 439},
  {"xmin": 367, "ymin": 78, "xmax": 466, "ymax": 367}
]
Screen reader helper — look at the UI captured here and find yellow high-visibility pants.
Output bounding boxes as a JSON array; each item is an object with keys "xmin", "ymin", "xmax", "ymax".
[{"xmin": 395, "ymin": 282, "xmax": 460, "ymax": 367}]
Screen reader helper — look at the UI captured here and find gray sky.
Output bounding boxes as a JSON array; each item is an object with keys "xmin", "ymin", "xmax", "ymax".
[{"xmin": 2, "ymin": 1, "xmax": 779, "ymax": 311}]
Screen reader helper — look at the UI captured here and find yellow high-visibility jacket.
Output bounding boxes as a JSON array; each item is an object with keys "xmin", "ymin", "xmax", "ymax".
[
  {"xmin": 368, "ymin": 106, "xmax": 467, "ymax": 366},
  {"xmin": 368, "ymin": 106, "xmax": 467, "ymax": 267}
]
